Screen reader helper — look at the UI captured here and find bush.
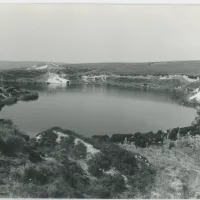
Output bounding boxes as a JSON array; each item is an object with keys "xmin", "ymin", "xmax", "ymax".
[
  {"xmin": 0, "ymin": 119, "xmax": 13, "ymax": 126},
  {"xmin": 101, "ymin": 143, "xmax": 138, "ymax": 175},
  {"xmin": 88, "ymin": 174, "xmax": 127, "ymax": 198},
  {"xmin": 5, "ymin": 135, "xmax": 25, "ymax": 154},
  {"xmin": 100, "ymin": 174, "xmax": 126, "ymax": 194},
  {"xmin": 71, "ymin": 141, "xmax": 87, "ymax": 159},
  {"xmin": 23, "ymin": 165, "xmax": 48, "ymax": 184},
  {"xmin": 9, "ymin": 179, "xmax": 84, "ymax": 198},
  {"xmin": 0, "ymin": 134, "xmax": 26, "ymax": 156},
  {"xmin": 88, "ymin": 158, "xmax": 103, "ymax": 177},
  {"xmin": 9, "ymin": 158, "xmax": 89, "ymax": 197},
  {"xmin": 89, "ymin": 185, "xmax": 111, "ymax": 198},
  {"xmin": 60, "ymin": 135, "xmax": 75, "ymax": 153},
  {"xmin": 169, "ymin": 141, "xmax": 175, "ymax": 149},
  {"xmin": 49, "ymin": 149, "xmax": 69, "ymax": 165},
  {"xmin": 10, "ymin": 162, "xmax": 62, "ymax": 185},
  {"xmin": 129, "ymin": 169, "xmax": 155, "ymax": 194},
  {"xmin": 88, "ymin": 143, "xmax": 139, "ymax": 177}
]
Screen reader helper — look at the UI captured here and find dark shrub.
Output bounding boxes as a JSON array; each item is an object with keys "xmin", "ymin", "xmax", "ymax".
[
  {"xmin": 129, "ymin": 168, "xmax": 155, "ymax": 195},
  {"xmin": 23, "ymin": 165, "xmax": 48, "ymax": 185},
  {"xmin": 88, "ymin": 151, "xmax": 111, "ymax": 176},
  {"xmin": 88, "ymin": 143, "xmax": 138, "ymax": 177},
  {"xmin": 134, "ymin": 132, "xmax": 149, "ymax": 148},
  {"xmin": 0, "ymin": 119, "xmax": 13, "ymax": 126},
  {"xmin": 100, "ymin": 174, "xmax": 126, "ymax": 196},
  {"xmin": 1, "ymin": 135, "xmax": 25, "ymax": 156},
  {"xmin": 15, "ymin": 162, "xmax": 63, "ymax": 185},
  {"xmin": 168, "ymin": 128, "xmax": 179, "ymax": 140},
  {"xmin": 88, "ymin": 160, "xmax": 103, "ymax": 177},
  {"xmin": 28, "ymin": 150, "xmax": 44, "ymax": 163},
  {"xmin": 101, "ymin": 143, "xmax": 138, "ymax": 175},
  {"xmin": 72, "ymin": 141, "xmax": 87, "ymax": 159},
  {"xmin": 60, "ymin": 135, "xmax": 75, "ymax": 153},
  {"xmin": 169, "ymin": 141, "xmax": 175, "ymax": 149},
  {"xmin": 90, "ymin": 186, "xmax": 111, "ymax": 198},
  {"xmin": 35, "ymin": 131, "xmax": 58, "ymax": 154}
]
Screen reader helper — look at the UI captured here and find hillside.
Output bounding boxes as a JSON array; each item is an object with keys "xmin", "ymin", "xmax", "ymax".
[
  {"xmin": 2, "ymin": 118, "xmax": 200, "ymax": 198},
  {"xmin": 60, "ymin": 60, "xmax": 200, "ymax": 75},
  {"xmin": 0, "ymin": 61, "xmax": 64, "ymax": 70},
  {"xmin": 0, "ymin": 121, "xmax": 155, "ymax": 198},
  {"xmin": 120, "ymin": 137, "xmax": 200, "ymax": 199},
  {"xmin": 1, "ymin": 60, "xmax": 200, "ymax": 75},
  {"xmin": 1, "ymin": 60, "xmax": 200, "ymax": 86}
]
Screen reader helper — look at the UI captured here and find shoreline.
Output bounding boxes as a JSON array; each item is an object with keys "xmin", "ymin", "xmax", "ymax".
[
  {"xmin": 0, "ymin": 85, "xmax": 39, "ymax": 109},
  {"xmin": 1, "ymin": 79, "xmax": 198, "ymax": 108},
  {"xmin": 0, "ymin": 82, "xmax": 199, "ymax": 140},
  {"xmin": 0, "ymin": 83, "xmax": 200, "ymax": 198}
]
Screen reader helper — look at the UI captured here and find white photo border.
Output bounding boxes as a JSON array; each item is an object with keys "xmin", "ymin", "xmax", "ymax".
[{"xmin": 0, "ymin": 0, "xmax": 200, "ymax": 4}]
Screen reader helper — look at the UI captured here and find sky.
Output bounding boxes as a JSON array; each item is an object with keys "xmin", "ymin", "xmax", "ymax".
[{"xmin": 0, "ymin": 4, "xmax": 200, "ymax": 63}]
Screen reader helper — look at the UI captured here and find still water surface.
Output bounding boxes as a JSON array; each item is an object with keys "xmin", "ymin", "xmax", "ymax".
[{"xmin": 0, "ymin": 84, "xmax": 196, "ymax": 137}]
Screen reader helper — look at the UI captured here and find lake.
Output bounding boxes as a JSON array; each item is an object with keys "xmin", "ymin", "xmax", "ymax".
[{"xmin": 0, "ymin": 84, "xmax": 197, "ymax": 137}]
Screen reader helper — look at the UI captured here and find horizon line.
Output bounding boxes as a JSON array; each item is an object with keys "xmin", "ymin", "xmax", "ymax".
[{"xmin": 1, "ymin": 59, "xmax": 200, "ymax": 65}]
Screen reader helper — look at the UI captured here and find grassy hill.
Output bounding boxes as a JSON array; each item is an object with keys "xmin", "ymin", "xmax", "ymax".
[
  {"xmin": 0, "ymin": 61, "xmax": 64, "ymax": 70},
  {"xmin": 61, "ymin": 60, "xmax": 200, "ymax": 75},
  {"xmin": 1, "ymin": 60, "xmax": 200, "ymax": 75},
  {"xmin": 121, "ymin": 136, "xmax": 200, "ymax": 199},
  {"xmin": 0, "ymin": 121, "xmax": 155, "ymax": 198},
  {"xmin": 2, "ymin": 119, "xmax": 200, "ymax": 198}
]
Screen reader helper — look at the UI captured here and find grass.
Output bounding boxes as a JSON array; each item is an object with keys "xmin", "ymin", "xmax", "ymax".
[
  {"xmin": 120, "ymin": 135, "xmax": 200, "ymax": 199},
  {"xmin": 7, "ymin": 158, "xmax": 87, "ymax": 198},
  {"xmin": 0, "ymin": 122, "xmax": 157, "ymax": 198},
  {"xmin": 2, "ymin": 60, "xmax": 200, "ymax": 75},
  {"xmin": 3, "ymin": 120, "xmax": 200, "ymax": 198}
]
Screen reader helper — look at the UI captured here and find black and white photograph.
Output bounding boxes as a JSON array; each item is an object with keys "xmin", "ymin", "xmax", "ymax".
[{"xmin": 1, "ymin": 1, "xmax": 200, "ymax": 198}]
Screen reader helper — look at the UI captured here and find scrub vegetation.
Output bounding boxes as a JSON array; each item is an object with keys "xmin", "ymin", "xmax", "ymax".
[{"xmin": 0, "ymin": 122, "xmax": 155, "ymax": 198}]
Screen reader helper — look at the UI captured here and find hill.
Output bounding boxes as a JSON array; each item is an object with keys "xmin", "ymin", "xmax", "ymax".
[
  {"xmin": 0, "ymin": 121, "xmax": 155, "ymax": 198},
  {"xmin": 61, "ymin": 60, "xmax": 200, "ymax": 75},
  {"xmin": 1, "ymin": 60, "xmax": 200, "ymax": 75},
  {"xmin": 1, "ymin": 119, "xmax": 200, "ymax": 198},
  {"xmin": 0, "ymin": 61, "xmax": 64, "ymax": 70}
]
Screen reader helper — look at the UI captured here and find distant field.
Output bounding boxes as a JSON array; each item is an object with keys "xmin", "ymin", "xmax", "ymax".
[
  {"xmin": 0, "ymin": 61, "xmax": 63, "ymax": 70},
  {"xmin": 62, "ymin": 61, "xmax": 200, "ymax": 75},
  {"xmin": 1, "ymin": 60, "xmax": 200, "ymax": 75}
]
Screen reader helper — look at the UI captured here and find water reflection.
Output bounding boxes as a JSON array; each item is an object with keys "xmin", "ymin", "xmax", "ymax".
[
  {"xmin": 0, "ymin": 83, "xmax": 196, "ymax": 137},
  {"xmin": 1, "ymin": 83, "xmax": 184, "ymax": 104},
  {"xmin": 46, "ymin": 84, "xmax": 68, "ymax": 93}
]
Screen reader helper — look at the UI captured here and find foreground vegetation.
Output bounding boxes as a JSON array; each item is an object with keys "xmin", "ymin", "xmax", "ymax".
[
  {"xmin": 0, "ymin": 121, "xmax": 155, "ymax": 198},
  {"xmin": 120, "ymin": 135, "xmax": 200, "ymax": 199},
  {"xmin": 1, "ymin": 119, "xmax": 200, "ymax": 198}
]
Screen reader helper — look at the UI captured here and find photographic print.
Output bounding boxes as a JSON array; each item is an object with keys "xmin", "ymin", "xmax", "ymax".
[{"xmin": 1, "ymin": 1, "xmax": 200, "ymax": 198}]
